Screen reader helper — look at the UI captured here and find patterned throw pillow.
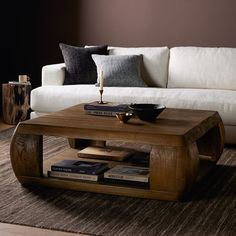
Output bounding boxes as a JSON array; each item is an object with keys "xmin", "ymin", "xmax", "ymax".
[
  {"xmin": 92, "ymin": 54, "xmax": 147, "ymax": 87},
  {"xmin": 59, "ymin": 43, "xmax": 108, "ymax": 85}
]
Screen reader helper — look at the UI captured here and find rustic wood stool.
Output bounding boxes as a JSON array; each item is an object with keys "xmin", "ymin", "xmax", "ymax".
[{"xmin": 2, "ymin": 83, "xmax": 31, "ymax": 125}]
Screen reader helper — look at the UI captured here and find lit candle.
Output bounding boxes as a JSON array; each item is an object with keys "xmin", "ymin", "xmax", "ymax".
[{"xmin": 100, "ymin": 70, "xmax": 104, "ymax": 90}]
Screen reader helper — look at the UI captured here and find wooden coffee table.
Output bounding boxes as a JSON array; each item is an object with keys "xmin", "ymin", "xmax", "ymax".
[{"xmin": 10, "ymin": 104, "xmax": 225, "ymax": 201}]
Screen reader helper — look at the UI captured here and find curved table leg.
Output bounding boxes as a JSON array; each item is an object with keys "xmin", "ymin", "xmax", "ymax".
[
  {"xmin": 149, "ymin": 121, "xmax": 225, "ymax": 200},
  {"xmin": 10, "ymin": 123, "xmax": 43, "ymax": 183},
  {"xmin": 149, "ymin": 142, "xmax": 199, "ymax": 200},
  {"xmin": 197, "ymin": 121, "xmax": 225, "ymax": 162}
]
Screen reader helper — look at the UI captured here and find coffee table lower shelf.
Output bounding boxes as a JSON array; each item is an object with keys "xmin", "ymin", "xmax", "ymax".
[
  {"xmin": 10, "ymin": 107, "xmax": 225, "ymax": 201},
  {"xmin": 18, "ymin": 175, "xmax": 180, "ymax": 201},
  {"xmin": 13, "ymin": 148, "xmax": 215, "ymax": 201}
]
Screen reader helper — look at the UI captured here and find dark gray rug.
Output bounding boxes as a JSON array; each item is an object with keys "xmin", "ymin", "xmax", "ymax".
[{"xmin": 0, "ymin": 128, "xmax": 236, "ymax": 236}]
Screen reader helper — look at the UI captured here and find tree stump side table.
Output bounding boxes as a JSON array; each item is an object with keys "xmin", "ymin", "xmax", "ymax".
[{"xmin": 2, "ymin": 83, "xmax": 31, "ymax": 125}]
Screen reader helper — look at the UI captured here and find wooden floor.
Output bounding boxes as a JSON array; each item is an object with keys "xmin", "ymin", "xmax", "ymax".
[
  {"xmin": 0, "ymin": 223, "xmax": 88, "ymax": 236},
  {"xmin": 0, "ymin": 119, "xmax": 87, "ymax": 236},
  {"xmin": 0, "ymin": 117, "xmax": 14, "ymax": 131}
]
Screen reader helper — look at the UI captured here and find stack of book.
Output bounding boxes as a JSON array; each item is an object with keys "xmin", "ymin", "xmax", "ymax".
[
  {"xmin": 84, "ymin": 101, "xmax": 130, "ymax": 117},
  {"xmin": 104, "ymin": 165, "xmax": 149, "ymax": 185},
  {"xmin": 48, "ymin": 160, "xmax": 109, "ymax": 182}
]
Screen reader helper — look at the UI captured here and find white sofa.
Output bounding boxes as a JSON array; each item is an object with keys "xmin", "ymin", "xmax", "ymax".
[{"xmin": 31, "ymin": 46, "xmax": 236, "ymax": 144}]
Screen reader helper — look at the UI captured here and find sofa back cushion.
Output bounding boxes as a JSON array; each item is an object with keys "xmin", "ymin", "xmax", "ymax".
[
  {"xmin": 92, "ymin": 54, "xmax": 147, "ymax": 87},
  {"xmin": 168, "ymin": 47, "xmax": 236, "ymax": 90},
  {"xmin": 60, "ymin": 43, "xmax": 108, "ymax": 85},
  {"xmin": 109, "ymin": 47, "xmax": 169, "ymax": 87}
]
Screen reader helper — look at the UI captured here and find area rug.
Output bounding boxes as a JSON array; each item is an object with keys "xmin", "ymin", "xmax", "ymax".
[{"xmin": 0, "ymin": 128, "xmax": 235, "ymax": 236}]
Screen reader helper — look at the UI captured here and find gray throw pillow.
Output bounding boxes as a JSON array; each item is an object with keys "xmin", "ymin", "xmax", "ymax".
[
  {"xmin": 91, "ymin": 54, "xmax": 147, "ymax": 87},
  {"xmin": 59, "ymin": 43, "xmax": 108, "ymax": 85}
]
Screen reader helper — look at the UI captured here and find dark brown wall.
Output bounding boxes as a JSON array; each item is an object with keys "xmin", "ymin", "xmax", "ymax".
[
  {"xmin": 1, "ymin": 0, "xmax": 236, "ymax": 113},
  {"xmin": 37, "ymin": 0, "xmax": 79, "ymax": 66},
  {"xmin": 0, "ymin": 1, "xmax": 37, "ymax": 83},
  {"xmin": 36, "ymin": 0, "xmax": 80, "ymax": 87},
  {"xmin": 78, "ymin": 0, "xmax": 236, "ymax": 47},
  {"xmin": 0, "ymin": 1, "xmax": 37, "ymax": 114},
  {"xmin": 0, "ymin": 0, "xmax": 79, "ymax": 114}
]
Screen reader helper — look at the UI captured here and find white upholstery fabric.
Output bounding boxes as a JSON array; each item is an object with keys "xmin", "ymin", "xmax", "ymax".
[
  {"xmin": 42, "ymin": 63, "xmax": 65, "ymax": 86},
  {"xmin": 32, "ymin": 46, "xmax": 236, "ymax": 144},
  {"xmin": 168, "ymin": 47, "xmax": 236, "ymax": 90},
  {"xmin": 30, "ymin": 111, "xmax": 48, "ymax": 119},
  {"xmin": 109, "ymin": 47, "xmax": 169, "ymax": 87},
  {"xmin": 31, "ymin": 85, "xmax": 236, "ymax": 126}
]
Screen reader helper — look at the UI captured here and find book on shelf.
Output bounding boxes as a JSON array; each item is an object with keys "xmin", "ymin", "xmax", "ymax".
[
  {"xmin": 48, "ymin": 170, "xmax": 101, "ymax": 182},
  {"xmin": 51, "ymin": 160, "xmax": 109, "ymax": 175},
  {"xmin": 84, "ymin": 102, "xmax": 130, "ymax": 112},
  {"xmin": 77, "ymin": 146, "xmax": 133, "ymax": 162},
  {"xmin": 104, "ymin": 165, "xmax": 149, "ymax": 183}
]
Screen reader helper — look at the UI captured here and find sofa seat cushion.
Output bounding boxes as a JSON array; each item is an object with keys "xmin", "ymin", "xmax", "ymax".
[{"xmin": 31, "ymin": 86, "xmax": 236, "ymax": 126}]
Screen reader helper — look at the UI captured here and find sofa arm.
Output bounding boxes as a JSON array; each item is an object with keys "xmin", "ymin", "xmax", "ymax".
[{"xmin": 42, "ymin": 63, "xmax": 65, "ymax": 86}]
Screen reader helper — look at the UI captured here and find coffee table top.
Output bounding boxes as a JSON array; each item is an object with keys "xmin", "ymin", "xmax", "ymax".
[{"xmin": 18, "ymin": 104, "xmax": 222, "ymax": 146}]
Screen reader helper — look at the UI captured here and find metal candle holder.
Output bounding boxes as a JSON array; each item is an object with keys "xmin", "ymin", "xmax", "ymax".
[{"xmin": 98, "ymin": 89, "xmax": 107, "ymax": 104}]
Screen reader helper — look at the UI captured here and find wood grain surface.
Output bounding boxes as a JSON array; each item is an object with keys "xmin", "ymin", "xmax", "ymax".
[
  {"xmin": 10, "ymin": 104, "xmax": 225, "ymax": 201},
  {"xmin": 2, "ymin": 83, "xmax": 31, "ymax": 125}
]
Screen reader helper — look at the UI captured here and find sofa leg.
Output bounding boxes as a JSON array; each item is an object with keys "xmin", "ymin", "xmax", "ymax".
[{"xmin": 68, "ymin": 138, "xmax": 106, "ymax": 149}]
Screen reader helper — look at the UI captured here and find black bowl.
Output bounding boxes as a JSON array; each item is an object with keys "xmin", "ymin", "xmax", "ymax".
[{"xmin": 129, "ymin": 104, "xmax": 165, "ymax": 121}]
